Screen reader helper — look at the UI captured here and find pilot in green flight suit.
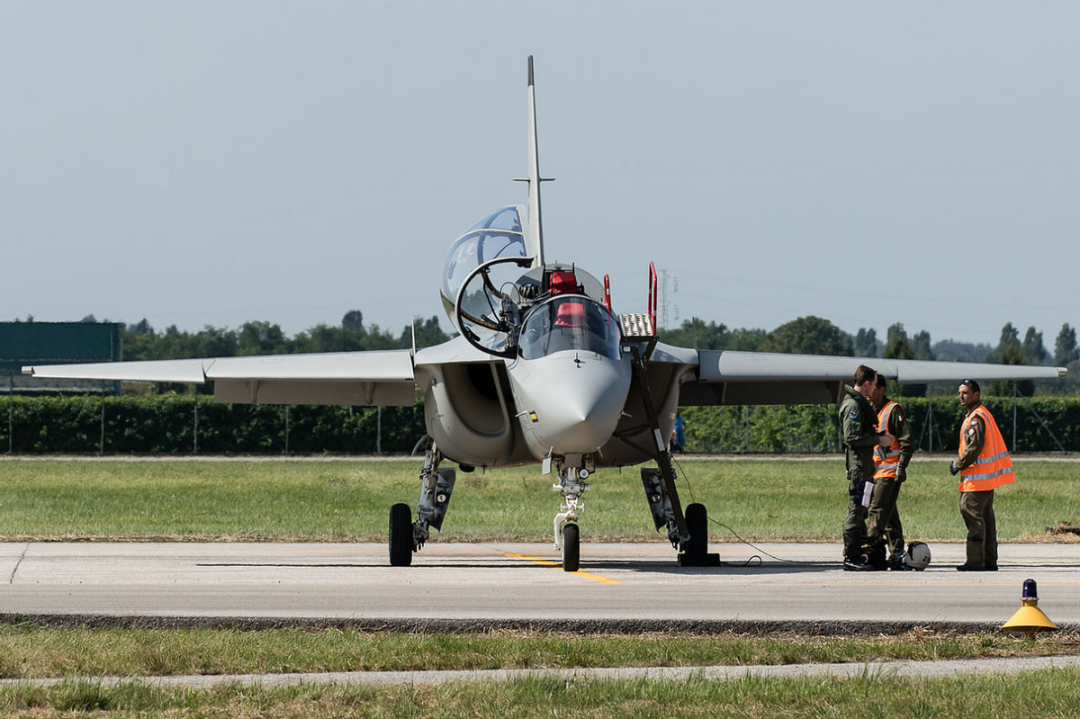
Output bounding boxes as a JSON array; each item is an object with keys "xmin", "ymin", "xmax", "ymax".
[{"xmin": 839, "ymin": 365, "xmax": 890, "ymax": 570}]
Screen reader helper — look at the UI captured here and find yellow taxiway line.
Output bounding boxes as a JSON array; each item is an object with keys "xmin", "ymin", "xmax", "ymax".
[{"xmin": 504, "ymin": 553, "xmax": 622, "ymax": 584}]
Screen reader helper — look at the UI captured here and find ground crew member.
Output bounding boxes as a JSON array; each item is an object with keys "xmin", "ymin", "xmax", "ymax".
[
  {"xmin": 949, "ymin": 379, "xmax": 1014, "ymax": 571},
  {"xmin": 868, "ymin": 373, "xmax": 916, "ymax": 570},
  {"xmin": 839, "ymin": 365, "xmax": 892, "ymax": 570}
]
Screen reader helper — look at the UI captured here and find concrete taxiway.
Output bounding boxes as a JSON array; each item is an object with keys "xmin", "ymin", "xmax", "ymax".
[{"xmin": 2, "ymin": 541, "xmax": 1078, "ymax": 626}]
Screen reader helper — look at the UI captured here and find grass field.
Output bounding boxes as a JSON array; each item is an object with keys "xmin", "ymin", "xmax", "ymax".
[
  {"xmin": 1, "ymin": 626, "xmax": 1080, "ymax": 717},
  {"xmin": 4, "ymin": 669, "xmax": 1080, "ymax": 717},
  {"xmin": 3, "ymin": 626, "xmax": 1077, "ymax": 679},
  {"xmin": 0, "ymin": 457, "xmax": 1077, "ymax": 543},
  {"xmin": 3, "ymin": 457, "xmax": 1078, "ymax": 716}
]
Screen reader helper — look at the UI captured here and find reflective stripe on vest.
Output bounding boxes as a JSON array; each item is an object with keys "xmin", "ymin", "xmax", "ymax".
[
  {"xmin": 873, "ymin": 401, "xmax": 903, "ymax": 479},
  {"xmin": 958, "ymin": 405, "xmax": 1015, "ymax": 492}
]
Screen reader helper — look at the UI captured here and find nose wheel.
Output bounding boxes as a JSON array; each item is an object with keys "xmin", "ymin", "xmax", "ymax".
[
  {"xmin": 562, "ymin": 523, "xmax": 580, "ymax": 572},
  {"xmin": 553, "ymin": 464, "xmax": 590, "ymax": 572}
]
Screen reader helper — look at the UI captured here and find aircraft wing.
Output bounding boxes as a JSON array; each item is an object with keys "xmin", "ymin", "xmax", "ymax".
[
  {"xmin": 660, "ymin": 345, "xmax": 1068, "ymax": 406},
  {"xmin": 23, "ymin": 350, "xmax": 418, "ymax": 407}
]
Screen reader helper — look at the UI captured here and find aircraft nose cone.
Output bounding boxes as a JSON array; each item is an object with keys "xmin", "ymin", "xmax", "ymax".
[{"xmin": 523, "ymin": 354, "xmax": 631, "ymax": 454}]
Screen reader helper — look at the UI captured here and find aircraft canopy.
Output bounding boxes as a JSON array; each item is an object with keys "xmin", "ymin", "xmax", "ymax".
[
  {"xmin": 440, "ymin": 206, "xmax": 530, "ymax": 324},
  {"xmin": 520, "ymin": 296, "xmax": 621, "ymax": 360}
]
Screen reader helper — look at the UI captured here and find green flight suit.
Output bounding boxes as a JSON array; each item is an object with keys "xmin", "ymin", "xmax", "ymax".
[
  {"xmin": 839, "ymin": 384, "xmax": 880, "ymax": 561},
  {"xmin": 867, "ymin": 397, "xmax": 916, "ymax": 557}
]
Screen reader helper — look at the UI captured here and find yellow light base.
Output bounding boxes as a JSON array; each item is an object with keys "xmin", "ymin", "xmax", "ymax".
[{"xmin": 1002, "ymin": 601, "xmax": 1057, "ymax": 639}]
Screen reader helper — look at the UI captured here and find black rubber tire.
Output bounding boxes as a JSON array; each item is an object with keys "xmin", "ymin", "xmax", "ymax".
[
  {"xmin": 562, "ymin": 523, "xmax": 580, "ymax": 572},
  {"xmin": 684, "ymin": 503, "xmax": 708, "ymax": 557},
  {"xmin": 389, "ymin": 503, "xmax": 413, "ymax": 567}
]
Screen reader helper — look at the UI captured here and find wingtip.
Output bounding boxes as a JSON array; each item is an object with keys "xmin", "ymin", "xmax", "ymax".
[{"xmin": 528, "ymin": 55, "xmax": 534, "ymax": 87}]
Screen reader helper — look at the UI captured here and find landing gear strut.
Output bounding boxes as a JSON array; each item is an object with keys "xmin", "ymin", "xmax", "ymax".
[
  {"xmin": 625, "ymin": 343, "xmax": 718, "ymax": 566},
  {"xmin": 388, "ymin": 444, "xmax": 457, "ymax": 567},
  {"xmin": 553, "ymin": 459, "xmax": 591, "ymax": 572}
]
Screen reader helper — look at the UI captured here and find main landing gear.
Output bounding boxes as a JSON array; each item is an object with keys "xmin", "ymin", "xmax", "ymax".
[
  {"xmin": 388, "ymin": 444, "xmax": 456, "ymax": 567},
  {"xmin": 624, "ymin": 341, "xmax": 718, "ymax": 568}
]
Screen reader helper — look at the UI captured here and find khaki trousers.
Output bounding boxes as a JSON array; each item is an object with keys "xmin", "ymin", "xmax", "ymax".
[
  {"xmin": 867, "ymin": 477, "xmax": 904, "ymax": 557},
  {"xmin": 959, "ymin": 490, "xmax": 997, "ymax": 568}
]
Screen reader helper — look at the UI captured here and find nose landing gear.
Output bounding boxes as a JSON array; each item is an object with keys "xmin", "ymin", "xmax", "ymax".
[{"xmin": 553, "ymin": 462, "xmax": 591, "ymax": 572}]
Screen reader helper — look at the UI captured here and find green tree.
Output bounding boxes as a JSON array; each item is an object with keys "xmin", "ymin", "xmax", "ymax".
[
  {"xmin": 932, "ymin": 338, "xmax": 993, "ymax": 363},
  {"xmin": 1023, "ymin": 326, "xmax": 1049, "ymax": 365},
  {"xmin": 990, "ymin": 322, "xmax": 1029, "ymax": 396},
  {"xmin": 658, "ymin": 319, "xmax": 728, "ymax": 350},
  {"xmin": 762, "ymin": 316, "xmax": 853, "ymax": 356},
  {"xmin": 342, "ymin": 310, "xmax": 364, "ymax": 330},
  {"xmin": 1055, "ymin": 323, "xmax": 1078, "ymax": 366},
  {"xmin": 120, "ymin": 319, "xmax": 156, "ymax": 361},
  {"xmin": 657, "ymin": 319, "xmax": 766, "ymax": 351},
  {"xmin": 853, "ymin": 327, "xmax": 880, "ymax": 357},
  {"xmin": 293, "ymin": 324, "xmax": 362, "ymax": 353},
  {"xmin": 884, "ymin": 334, "xmax": 915, "ymax": 361},
  {"xmin": 883, "ymin": 325, "xmax": 925, "ymax": 397},
  {"xmin": 195, "ymin": 326, "xmax": 239, "ymax": 358},
  {"xmin": 400, "ymin": 315, "xmax": 451, "ymax": 350},
  {"xmin": 727, "ymin": 327, "xmax": 767, "ymax": 351},
  {"xmin": 992, "ymin": 322, "xmax": 1021, "ymax": 362},
  {"xmin": 911, "ymin": 330, "xmax": 933, "ymax": 360},
  {"xmin": 237, "ymin": 321, "xmax": 290, "ymax": 356}
]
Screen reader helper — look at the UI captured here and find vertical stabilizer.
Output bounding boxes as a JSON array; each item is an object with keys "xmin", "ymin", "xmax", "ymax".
[{"xmin": 524, "ymin": 56, "xmax": 546, "ymax": 267}]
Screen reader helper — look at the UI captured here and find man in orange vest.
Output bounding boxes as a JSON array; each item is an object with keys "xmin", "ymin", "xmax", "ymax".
[
  {"xmin": 868, "ymin": 373, "xmax": 916, "ymax": 570},
  {"xmin": 949, "ymin": 379, "xmax": 1014, "ymax": 571}
]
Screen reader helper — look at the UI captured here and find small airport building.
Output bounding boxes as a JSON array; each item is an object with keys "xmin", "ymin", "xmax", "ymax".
[{"xmin": 1, "ymin": 321, "xmax": 122, "ymax": 396}]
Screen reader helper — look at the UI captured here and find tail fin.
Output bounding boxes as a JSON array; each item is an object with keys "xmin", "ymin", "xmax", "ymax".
[{"xmin": 524, "ymin": 56, "xmax": 548, "ymax": 267}]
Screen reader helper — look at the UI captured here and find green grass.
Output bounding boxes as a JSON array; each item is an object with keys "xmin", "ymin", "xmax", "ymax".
[
  {"xmin": 1, "ymin": 626, "xmax": 1080, "ymax": 717},
  {"xmin": 0, "ymin": 458, "xmax": 1076, "ymax": 542},
  {"xmin": 2, "ymin": 626, "xmax": 1076, "ymax": 679},
  {"xmin": 2, "ymin": 458, "xmax": 1079, "ymax": 714},
  {"xmin": 4, "ymin": 670, "xmax": 1080, "ymax": 718}
]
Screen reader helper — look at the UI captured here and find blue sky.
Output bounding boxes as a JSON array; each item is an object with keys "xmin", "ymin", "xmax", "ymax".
[{"xmin": 3, "ymin": 2, "xmax": 1077, "ymax": 346}]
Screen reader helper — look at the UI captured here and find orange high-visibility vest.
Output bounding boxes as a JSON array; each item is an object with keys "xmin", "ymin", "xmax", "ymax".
[
  {"xmin": 958, "ymin": 405, "xmax": 1014, "ymax": 492},
  {"xmin": 873, "ymin": 401, "xmax": 903, "ymax": 480}
]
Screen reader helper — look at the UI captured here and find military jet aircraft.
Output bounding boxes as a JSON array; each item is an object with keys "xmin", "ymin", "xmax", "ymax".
[{"xmin": 25, "ymin": 58, "xmax": 1067, "ymax": 572}]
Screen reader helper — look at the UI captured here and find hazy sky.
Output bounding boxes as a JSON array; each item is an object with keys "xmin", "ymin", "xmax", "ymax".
[{"xmin": 3, "ymin": 2, "xmax": 1077, "ymax": 347}]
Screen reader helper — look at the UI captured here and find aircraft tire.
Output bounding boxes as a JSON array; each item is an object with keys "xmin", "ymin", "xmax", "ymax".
[
  {"xmin": 562, "ymin": 523, "xmax": 580, "ymax": 572},
  {"xmin": 685, "ymin": 503, "xmax": 708, "ymax": 557},
  {"xmin": 389, "ymin": 503, "xmax": 413, "ymax": 567}
]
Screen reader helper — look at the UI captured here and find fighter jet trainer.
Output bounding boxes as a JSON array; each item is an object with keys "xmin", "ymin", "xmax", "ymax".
[{"xmin": 25, "ymin": 58, "xmax": 1067, "ymax": 572}]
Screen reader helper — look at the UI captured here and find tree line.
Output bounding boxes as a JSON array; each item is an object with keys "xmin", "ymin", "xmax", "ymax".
[
  {"xmin": 109, "ymin": 311, "xmax": 451, "ymax": 361},
  {"xmin": 16, "ymin": 310, "xmax": 1077, "ymax": 396},
  {"xmin": 657, "ymin": 317, "xmax": 1079, "ymax": 397}
]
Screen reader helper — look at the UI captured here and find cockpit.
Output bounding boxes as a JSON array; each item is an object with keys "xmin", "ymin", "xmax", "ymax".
[
  {"xmin": 519, "ymin": 296, "xmax": 621, "ymax": 360},
  {"xmin": 442, "ymin": 205, "xmax": 621, "ymax": 360},
  {"xmin": 440, "ymin": 206, "xmax": 529, "ymax": 322}
]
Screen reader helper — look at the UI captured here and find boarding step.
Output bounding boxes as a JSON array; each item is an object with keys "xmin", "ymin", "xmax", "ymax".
[{"xmin": 619, "ymin": 313, "xmax": 655, "ymax": 340}]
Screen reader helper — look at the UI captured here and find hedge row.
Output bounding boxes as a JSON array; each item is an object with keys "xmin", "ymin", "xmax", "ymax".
[
  {"xmin": 1, "ymin": 395, "xmax": 426, "ymax": 455},
  {"xmin": 2, "ymin": 395, "xmax": 1077, "ymax": 455},
  {"xmin": 682, "ymin": 396, "xmax": 1080, "ymax": 454}
]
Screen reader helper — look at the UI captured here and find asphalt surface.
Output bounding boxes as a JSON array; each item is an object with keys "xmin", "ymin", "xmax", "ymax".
[{"xmin": 2, "ymin": 540, "xmax": 1078, "ymax": 628}]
